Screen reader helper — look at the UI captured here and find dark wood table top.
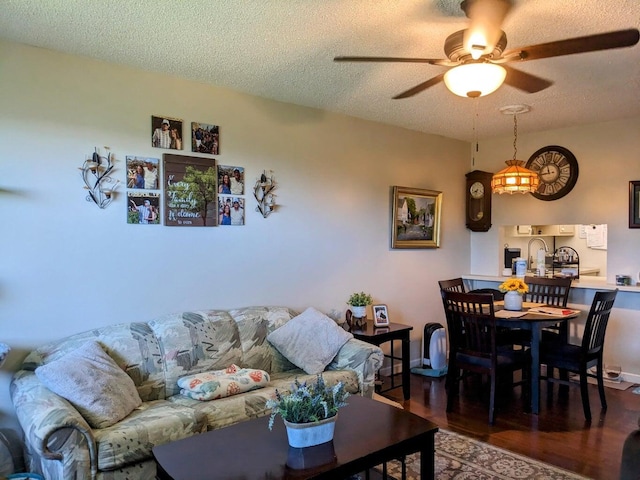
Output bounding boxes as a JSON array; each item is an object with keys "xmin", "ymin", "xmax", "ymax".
[
  {"xmin": 350, "ymin": 321, "xmax": 413, "ymax": 339},
  {"xmin": 153, "ymin": 394, "xmax": 438, "ymax": 480}
]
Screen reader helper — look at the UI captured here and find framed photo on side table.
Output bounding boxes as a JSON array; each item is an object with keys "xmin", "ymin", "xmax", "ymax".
[
  {"xmin": 373, "ymin": 304, "xmax": 389, "ymax": 327},
  {"xmin": 630, "ymin": 181, "xmax": 640, "ymax": 228}
]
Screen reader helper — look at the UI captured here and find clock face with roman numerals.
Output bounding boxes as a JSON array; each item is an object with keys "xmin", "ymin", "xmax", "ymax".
[{"xmin": 526, "ymin": 145, "xmax": 579, "ymax": 201}]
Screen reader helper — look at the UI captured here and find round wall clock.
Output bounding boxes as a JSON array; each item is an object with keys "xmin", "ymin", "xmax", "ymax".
[{"xmin": 525, "ymin": 145, "xmax": 579, "ymax": 201}]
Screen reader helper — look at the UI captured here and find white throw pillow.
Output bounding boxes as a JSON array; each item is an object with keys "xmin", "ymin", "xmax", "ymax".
[
  {"xmin": 35, "ymin": 341, "xmax": 142, "ymax": 429},
  {"xmin": 266, "ymin": 307, "xmax": 353, "ymax": 375}
]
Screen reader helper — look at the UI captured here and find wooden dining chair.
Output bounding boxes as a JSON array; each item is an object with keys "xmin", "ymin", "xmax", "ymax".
[
  {"xmin": 438, "ymin": 277, "xmax": 466, "ymax": 293},
  {"xmin": 525, "ymin": 276, "xmax": 573, "ymax": 343},
  {"xmin": 539, "ymin": 289, "xmax": 618, "ymax": 421},
  {"xmin": 438, "ymin": 277, "xmax": 504, "ymax": 299},
  {"xmin": 442, "ymin": 290, "xmax": 530, "ymax": 425},
  {"xmin": 438, "ymin": 278, "xmax": 517, "ymax": 347}
]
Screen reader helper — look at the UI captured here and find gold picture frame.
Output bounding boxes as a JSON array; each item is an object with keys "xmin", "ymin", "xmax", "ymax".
[{"xmin": 391, "ymin": 186, "xmax": 442, "ymax": 249}]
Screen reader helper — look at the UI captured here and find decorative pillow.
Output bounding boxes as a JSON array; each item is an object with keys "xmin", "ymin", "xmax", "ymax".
[
  {"xmin": 35, "ymin": 341, "xmax": 142, "ymax": 429},
  {"xmin": 177, "ymin": 364, "xmax": 270, "ymax": 401},
  {"xmin": 266, "ymin": 307, "xmax": 353, "ymax": 375}
]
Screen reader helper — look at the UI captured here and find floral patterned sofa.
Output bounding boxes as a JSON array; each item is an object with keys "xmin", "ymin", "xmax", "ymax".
[{"xmin": 10, "ymin": 306, "xmax": 384, "ymax": 480}]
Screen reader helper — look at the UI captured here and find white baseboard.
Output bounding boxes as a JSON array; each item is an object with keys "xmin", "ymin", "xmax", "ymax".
[{"xmin": 391, "ymin": 358, "xmax": 640, "ymax": 386}]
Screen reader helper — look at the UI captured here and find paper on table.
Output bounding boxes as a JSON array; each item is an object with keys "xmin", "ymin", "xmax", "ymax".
[
  {"xmin": 523, "ymin": 302, "xmax": 546, "ymax": 308},
  {"xmin": 527, "ymin": 307, "xmax": 578, "ymax": 316},
  {"xmin": 495, "ymin": 310, "xmax": 528, "ymax": 318}
]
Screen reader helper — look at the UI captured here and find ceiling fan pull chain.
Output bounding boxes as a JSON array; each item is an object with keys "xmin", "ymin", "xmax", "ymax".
[{"xmin": 472, "ymin": 97, "xmax": 479, "ymax": 166}]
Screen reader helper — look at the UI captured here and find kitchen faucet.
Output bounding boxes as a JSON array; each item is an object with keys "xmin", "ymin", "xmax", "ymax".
[{"xmin": 527, "ymin": 237, "xmax": 549, "ymax": 271}]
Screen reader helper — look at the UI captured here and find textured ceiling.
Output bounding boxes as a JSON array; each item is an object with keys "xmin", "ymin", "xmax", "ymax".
[{"xmin": 1, "ymin": 0, "xmax": 639, "ymax": 141}]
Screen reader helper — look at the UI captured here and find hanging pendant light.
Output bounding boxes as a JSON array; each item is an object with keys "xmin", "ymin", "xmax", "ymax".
[{"xmin": 491, "ymin": 105, "xmax": 540, "ymax": 194}]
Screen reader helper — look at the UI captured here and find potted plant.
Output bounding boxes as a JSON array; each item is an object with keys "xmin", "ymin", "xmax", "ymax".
[
  {"xmin": 498, "ymin": 278, "xmax": 529, "ymax": 311},
  {"xmin": 266, "ymin": 375, "xmax": 349, "ymax": 448},
  {"xmin": 347, "ymin": 291, "xmax": 373, "ymax": 319}
]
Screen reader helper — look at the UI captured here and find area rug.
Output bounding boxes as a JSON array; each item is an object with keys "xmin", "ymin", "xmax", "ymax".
[{"xmin": 378, "ymin": 429, "xmax": 592, "ymax": 480}]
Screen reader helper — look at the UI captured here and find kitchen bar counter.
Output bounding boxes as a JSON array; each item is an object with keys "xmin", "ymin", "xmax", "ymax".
[{"xmin": 463, "ymin": 274, "xmax": 640, "ymax": 294}]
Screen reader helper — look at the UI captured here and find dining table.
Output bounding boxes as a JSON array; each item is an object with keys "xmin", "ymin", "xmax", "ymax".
[{"xmin": 494, "ymin": 302, "xmax": 581, "ymax": 415}]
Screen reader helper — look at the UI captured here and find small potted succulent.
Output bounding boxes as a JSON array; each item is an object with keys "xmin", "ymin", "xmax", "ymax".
[
  {"xmin": 266, "ymin": 375, "xmax": 349, "ymax": 448},
  {"xmin": 347, "ymin": 291, "xmax": 372, "ymax": 319}
]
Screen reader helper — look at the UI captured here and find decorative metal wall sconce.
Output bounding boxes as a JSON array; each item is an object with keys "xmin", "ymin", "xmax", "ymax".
[
  {"xmin": 80, "ymin": 147, "xmax": 120, "ymax": 208},
  {"xmin": 254, "ymin": 170, "xmax": 276, "ymax": 218}
]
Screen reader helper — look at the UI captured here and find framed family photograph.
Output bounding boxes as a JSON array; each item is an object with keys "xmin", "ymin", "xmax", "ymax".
[
  {"xmin": 126, "ymin": 156, "xmax": 160, "ymax": 190},
  {"xmin": 373, "ymin": 304, "xmax": 389, "ymax": 327},
  {"xmin": 391, "ymin": 186, "xmax": 442, "ymax": 249},
  {"xmin": 127, "ymin": 192, "xmax": 161, "ymax": 225},
  {"xmin": 218, "ymin": 165, "xmax": 244, "ymax": 195},
  {"xmin": 630, "ymin": 181, "xmax": 640, "ymax": 228},
  {"xmin": 151, "ymin": 116, "xmax": 183, "ymax": 150},
  {"xmin": 191, "ymin": 122, "xmax": 219, "ymax": 154}
]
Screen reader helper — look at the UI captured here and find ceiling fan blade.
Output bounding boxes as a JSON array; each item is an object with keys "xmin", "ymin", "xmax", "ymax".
[
  {"xmin": 504, "ymin": 28, "xmax": 640, "ymax": 62},
  {"xmin": 462, "ymin": 0, "xmax": 513, "ymax": 56},
  {"xmin": 334, "ymin": 56, "xmax": 448, "ymax": 65},
  {"xmin": 392, "ymin": 73, "xmax": 446, "ymax": 99},
  {"xmin": 502, "ymin": 65, "xmax": 553, "ymax": 93}
]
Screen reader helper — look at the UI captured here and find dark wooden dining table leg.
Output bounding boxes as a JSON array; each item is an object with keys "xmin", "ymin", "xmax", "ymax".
[{"xmin": 530, "ymin": 325, "xmax": 542, "ymax": 414}]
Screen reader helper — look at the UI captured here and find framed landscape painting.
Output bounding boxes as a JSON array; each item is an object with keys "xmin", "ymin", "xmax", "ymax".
[{"xmin": 391, "ymin": 186, "xmax": 442, "ymax": 249}]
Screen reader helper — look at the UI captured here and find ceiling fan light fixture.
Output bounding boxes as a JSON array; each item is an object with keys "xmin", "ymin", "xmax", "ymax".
[{"xmin": 443, "ymin": 63, "xmax": 506, "ymax": 98}]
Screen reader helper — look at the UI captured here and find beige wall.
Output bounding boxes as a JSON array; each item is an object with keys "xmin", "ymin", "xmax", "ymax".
[
  {"xmin": 471, "ymin": 116, "xmax": 640, "ymax": 379},
  {"xmin": 0, "ymin": 40, "xmax": 470, "ymax": 430},
  {"xmin": 2, "ymin": 39, "xmax": 638, "ymax": 433}
]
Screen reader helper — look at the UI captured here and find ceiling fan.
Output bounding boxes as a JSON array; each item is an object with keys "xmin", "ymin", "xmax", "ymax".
[{"xmin": 334, "ymin": 0, "xmax": 640, "ymax": 99}]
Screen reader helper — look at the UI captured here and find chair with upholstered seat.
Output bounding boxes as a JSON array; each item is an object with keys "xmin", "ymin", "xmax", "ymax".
[
  {"xmin": 540, "ymin": 289, "xmax": 618, "ymax": 421},
  {"xmin": 442, "ymin": 290, "xmax": 530, "ymax": 425}
]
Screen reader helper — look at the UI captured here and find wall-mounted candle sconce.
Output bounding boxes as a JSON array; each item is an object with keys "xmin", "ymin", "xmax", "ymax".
[
  {"xmin": 80, "ymin": 147, "xmax": 120, "ymax": 208},
  {"xmin": 254, "ymin": 170, "xmax": 276, "ymax": 218}
]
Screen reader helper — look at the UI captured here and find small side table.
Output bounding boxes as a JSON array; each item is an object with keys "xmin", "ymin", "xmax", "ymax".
[{"xmin": 350, "ymin": 321, "xmax": 413, "ymax": 400}]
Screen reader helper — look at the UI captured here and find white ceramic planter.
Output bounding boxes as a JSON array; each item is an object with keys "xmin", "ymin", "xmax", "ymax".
[
  {"xmin": 350, "ymin": 306, "xmax": 366, "ymax": 318},
  {"xmin": 284, "ymin": 415, "xmax": 337, "ymax": 448},
  {"xmin": 504, "ymin": 291, "xmax": 523, "ymax": 311}
]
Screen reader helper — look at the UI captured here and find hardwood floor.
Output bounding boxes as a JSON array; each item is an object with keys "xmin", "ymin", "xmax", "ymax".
[{"xmin": 382, "ymin": 372, "xmax": 639, "ymax": 479}]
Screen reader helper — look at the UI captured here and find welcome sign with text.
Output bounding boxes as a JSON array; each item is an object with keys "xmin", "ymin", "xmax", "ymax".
[{"xmin": 163, "ymin": 154, "xmax": 217, "ymax": 227}]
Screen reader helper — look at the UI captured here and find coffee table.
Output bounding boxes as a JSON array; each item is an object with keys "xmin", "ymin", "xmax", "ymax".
[{"xmin": 153, "ymin": 394, "xmax": 438, "ymax": 480}]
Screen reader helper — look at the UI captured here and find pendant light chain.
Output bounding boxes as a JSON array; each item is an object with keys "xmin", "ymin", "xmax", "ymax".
[
  {"xmin": 512, "ymin": 114, "xmax": 518, "ymax": 161},
  {"xmin": 472, "ymin": 97, "xmax": 479, "ymax": 167},
  {"xmin": 491, "ymin": 105, "xmax": 540, "ymax": 194}
]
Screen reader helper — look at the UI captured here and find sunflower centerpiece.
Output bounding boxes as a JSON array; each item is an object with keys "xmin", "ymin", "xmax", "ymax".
[{"xmin": 498, "ymin": 278, "xmax": 528, "ymax": 311}]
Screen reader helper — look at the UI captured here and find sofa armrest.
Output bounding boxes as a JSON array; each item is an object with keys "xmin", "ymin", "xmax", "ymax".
[
  {"xmin": 10, "ymin": 371, "xmax": 97, "ymax": 479},
  {"xmin": 326, "ymin": 338, "xmax": 384, "ymax": 397}
]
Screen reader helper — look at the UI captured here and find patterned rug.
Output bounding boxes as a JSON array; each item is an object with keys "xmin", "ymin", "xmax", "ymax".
[{"xmin": 378, "ymin": 429, "xmax": 592, "ymax": 480}]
